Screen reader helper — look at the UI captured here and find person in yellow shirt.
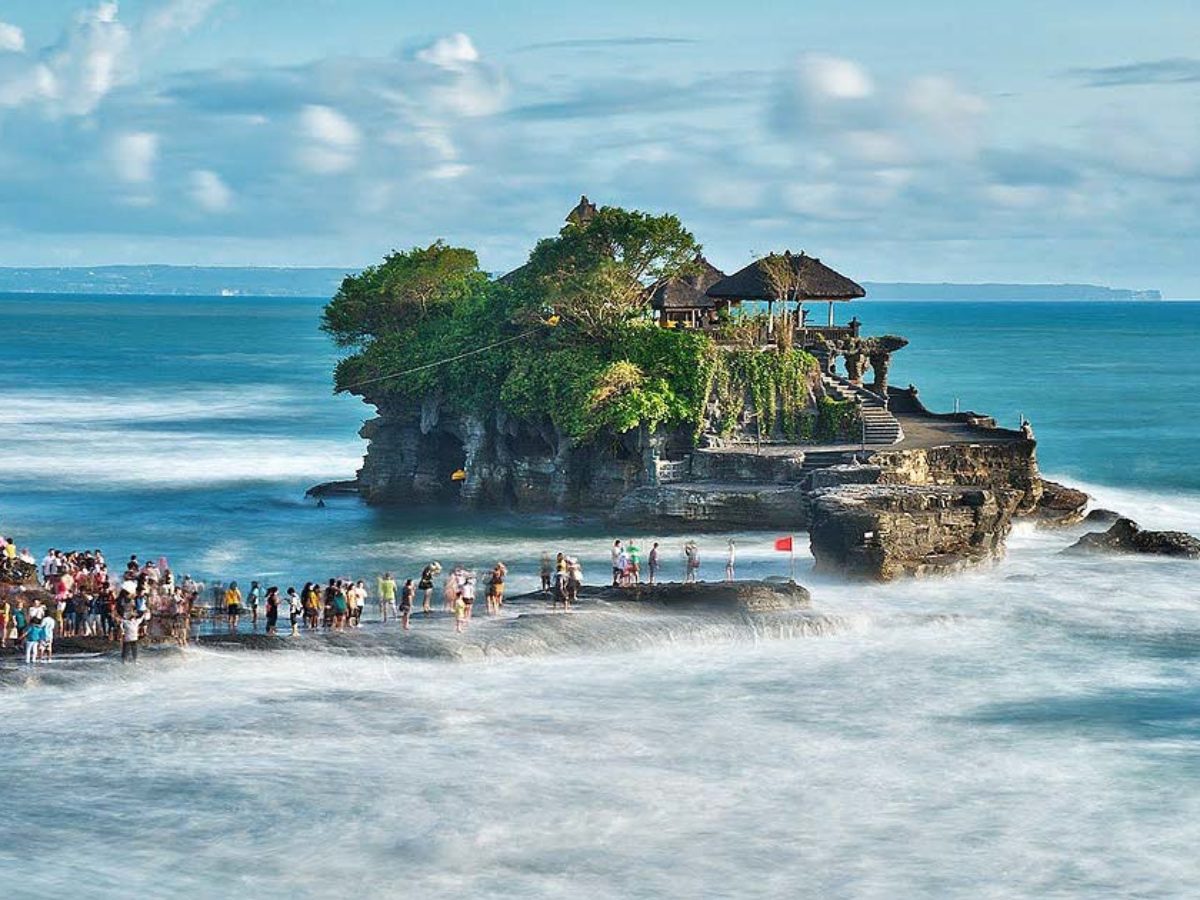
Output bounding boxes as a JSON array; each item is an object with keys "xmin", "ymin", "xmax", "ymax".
[
  {"xmin": 225, "ymin": 581, "xmax": 243, "ymax": 634},
  {"xmin": 377, "ymin": 573, "xmax": 397, "ymax": 623}
]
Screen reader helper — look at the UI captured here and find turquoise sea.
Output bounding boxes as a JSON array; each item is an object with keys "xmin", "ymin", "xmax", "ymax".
[{"xmin": 2, "ymin": 294, "xmax": 1200, "ymax": 898}]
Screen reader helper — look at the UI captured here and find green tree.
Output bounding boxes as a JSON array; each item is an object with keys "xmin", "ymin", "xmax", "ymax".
[
  {"xmin": 322, "ymin": 241, "xmax": 487, "ymax": 347},
  {"xmin": 514, "ymin": 206, "xmax": 701, "ymax": 339}
]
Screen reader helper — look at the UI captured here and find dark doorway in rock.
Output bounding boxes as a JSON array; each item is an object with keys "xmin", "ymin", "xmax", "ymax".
[{"xmin": 431, "ymin": 430, "xmax": 467, "ymax": 500}]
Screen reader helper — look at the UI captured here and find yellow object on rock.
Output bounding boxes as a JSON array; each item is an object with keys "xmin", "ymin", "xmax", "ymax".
[{"xmin": 451, "ymin": 469, "xmax": 467, "ymax": 482}]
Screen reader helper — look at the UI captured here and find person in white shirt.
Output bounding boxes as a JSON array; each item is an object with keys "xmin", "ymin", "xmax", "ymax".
[
  {"xmin": 459, "ymin": 572, "xmax": 476, "ymax": 621},
  {"xmin": 120, "ymin": 611, "xmax": 150, "ymax": 663},
  {"xmin": 610, "ymin": 540, "xmax": 622, "ymax": 587},
  {"xmin": 725, "ymin": 540, "xmax": 736, "ymax": 582},
  {"xmin": 39, "ymin": 614, "xmax": 56, "ymax": 660}
]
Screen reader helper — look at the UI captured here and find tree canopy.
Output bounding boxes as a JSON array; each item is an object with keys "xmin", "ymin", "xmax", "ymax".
[
  {"xmin": 324, "ymin": 203, "xmax": 826, "ymax": 445},
  {"xmin": 513, "ymin": 205, "xmax": 700, "ymax": 338},
  {"xmin": 321, "ymin": 241, "xmax": 487, "ymax": 347}
]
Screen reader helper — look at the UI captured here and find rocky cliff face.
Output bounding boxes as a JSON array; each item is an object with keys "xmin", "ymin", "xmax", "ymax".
[
  {"xmin": 355, "ymin": 396, "xmax": 665, "ymax": 511},
  {"xmin": 809, "ymin": 484, "xmax": 1023, "ymax": 581}
]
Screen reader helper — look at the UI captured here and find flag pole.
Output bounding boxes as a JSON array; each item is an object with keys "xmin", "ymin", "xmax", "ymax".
[{"xmin": 789, "ymin": 546, "xmax": 795, "ymax": 582}]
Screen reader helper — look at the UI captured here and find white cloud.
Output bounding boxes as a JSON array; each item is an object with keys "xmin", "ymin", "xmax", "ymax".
[
  {"xmin": 296, "ymin": 104, "xmax": 360, "ymax": 174},
  {"xmin": 416, "ymin": 33, "xmax": 479, "ymax": 71},
  {"xmin": 111, "ymin": 131, "xmax": 159, "ymax": 183},
  {"xmin": 0, "ymin": 21, "xmax": 25, "ymax": 53},
  {"xmin": 0, "ymin": 0, "xmax": 221, "ymax": 117},
  {"xmin": 141, "ymin": 0, "xmax": 221, "ymax": 41},
  {"xmin": 188, "ymin": 169, "xmax": 232, "ymax": 212},
  {"xmin": 799, "ymin": 55, "xmax": 873, "ymax": 101},
  {"xmin": 37, "ymin": 1, "xmax": 132, "ymax": 116}
]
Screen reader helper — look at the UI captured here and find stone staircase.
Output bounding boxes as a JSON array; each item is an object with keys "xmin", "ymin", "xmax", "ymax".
[{"xmin": 821, "ymin": 373, "xmax": 904, "ymax": 445}]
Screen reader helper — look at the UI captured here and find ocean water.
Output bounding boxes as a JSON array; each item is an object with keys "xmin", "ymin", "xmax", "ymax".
[{"xmin": 2, "ymin": 294, "xmax": 1200, "ymax": 898}]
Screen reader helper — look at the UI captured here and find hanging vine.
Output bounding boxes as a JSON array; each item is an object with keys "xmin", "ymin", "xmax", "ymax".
[{"xmin": 700, "ymin": 347, "xmax": 819, "ymax": 441}]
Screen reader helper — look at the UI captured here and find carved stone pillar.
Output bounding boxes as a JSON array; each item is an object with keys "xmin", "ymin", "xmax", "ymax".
[
  {"xmin": 844, "ymin": 351, "xmax": 868, "ymax": 386},
  {"xmin": 869, "ymin": 351, "xmax": 892, "ymax": 395}
]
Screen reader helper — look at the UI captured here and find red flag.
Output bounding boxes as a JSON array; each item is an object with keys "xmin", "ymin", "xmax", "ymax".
[{"xmin": 774, "ymin": 536, "xmax": 793, "ymax": 552}]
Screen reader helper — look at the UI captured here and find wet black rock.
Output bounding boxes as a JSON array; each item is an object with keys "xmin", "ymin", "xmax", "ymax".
[
  {"xmin": 1083, "ymin": 508, "xmax": 1121, "ymax": 526},
  {"xmin": 1033, "ymin": 479, "xmax": 1090, "ymax": 528},
  {"xmin": 1065, "ymin": 517, "xmax": 1200, "ymax": 559}
]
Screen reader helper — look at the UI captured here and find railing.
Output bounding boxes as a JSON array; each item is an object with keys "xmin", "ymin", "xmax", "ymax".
[{"xmin": 654, "ymin": 458, "xmax": 690, "ymax": 483}]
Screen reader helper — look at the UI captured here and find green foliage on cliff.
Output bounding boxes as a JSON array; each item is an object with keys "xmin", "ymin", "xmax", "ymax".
[
  {"xmin": 704, "ymin": 348, "xmax": 819, "ymax": 441},
  {"xmin": 327, "ymin": 204, "xmax": 824, "ymax": 446},
  {"xmin": 816, "ymin": 396, "xmax": 861, "ymax": 442},
  {"xmin": 500, "ymin": 324, "xmax": 714, "ymax": 441}
]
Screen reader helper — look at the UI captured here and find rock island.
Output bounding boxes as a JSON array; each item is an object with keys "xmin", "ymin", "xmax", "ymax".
[{"xmin": 317, "ymin": 197, "xmax": 1084, "ymax": 580}]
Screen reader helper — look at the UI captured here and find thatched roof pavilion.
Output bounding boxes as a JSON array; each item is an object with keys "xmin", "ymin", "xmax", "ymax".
[
  {"xmin": 650, "ymin": 257, "xmax": 726, "ymax": 326},
  {"xmin": 706, "ymin": 251, "xmax": 864, "ymax": 328},
  {"xmin": 706, "ymin": 252, "xmax": 864, "ymax": 303}
]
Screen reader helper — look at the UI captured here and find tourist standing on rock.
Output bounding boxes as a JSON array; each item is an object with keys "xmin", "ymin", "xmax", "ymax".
[
  {"xmin": 487, "ymin": 562, "xmax": 506, "ymax": 615},
  {"xmin": 378, "ymin": 572, "xmax": 397, "ymax": 622},
  {"xmin": 225, "ymin": 581, "xmax": 242, "ymax": 634},
  {"xmin": 287, "ymin": 588, "xmax": 302, "ymax": 636},
  {"xmin": 453, "ymin": 589, "xmax": 467, "ymax": 633},
  {"xmin": 611, "ymin": 540, "xmax": 623, "ymax": 586},
  {"xmin": 332, "ymin": 583, "xmax": 349, "ymax": 630},
  {"xmin": 399, "ymin": 579, "xmax": 414, "ymax": 631},
  {"xmin": 540, "ymin": 552, "xmax": 552, "ymax": 592},
  {"xmin": 419, "ymin": 562, "xmax": 440, "ymax": 614},
  {"xmin": 120, "ymin": 609, "xmax": 149, "ymax": 663},
  {"xmin": 460, "ymin": 570, "xmax": 477, "ymax": 621},
  {"xmin": 566, "ymin": 557, "xmax": 583, "ymax": 607},
  {"xmin": 40, "ymin": 612, "xmax": 55, "ymax": 661},
  {"xmin": 725, "ymin": 540, "xmax": 736, "ymax": 582},
  {"xmin": 648, "ymin": 543, "xmax": 660, "ymax": 584},
  {"xmin": 264, "ymin": 586, "xmax": 279, "ymax": 635},
  {"xmin": 23, "ymin": 618, "xmax": 42, "ymax": 664},
  {"xmin": 322, "ymin": 579, "xmax": 338, "ymax": 628},
  {"xmin": 684, "ymin": 541, "xmax": 700, "ymax": 583},
  {"xmin": 353, "ymin": 580, "xmax": 369, "ymax": 627},
  {"xmin": 552, "ymin": 553, "xmax": 568, "ymax": 610},
  {"xmin": 443, "ymin": 568, "xmax": 460, "ymax": 612},
  {"xmin": 627, "ymin": 542, "xmax": 641, "ymax": 585},
  {"xmin": 0, "ymin": 597, "xmax": 9, "ymax": 649},
  {"xmin": 248, "ymin": 581, "xmax": 262, "ymax": 631}
]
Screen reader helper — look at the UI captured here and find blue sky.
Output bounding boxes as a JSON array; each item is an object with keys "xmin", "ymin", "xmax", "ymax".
[{"xmin": 1, "ymin": 1, "xmax": 1199, "ymax": 294}]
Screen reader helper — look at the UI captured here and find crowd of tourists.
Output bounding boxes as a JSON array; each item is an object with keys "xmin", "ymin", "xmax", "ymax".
[
  {"xmin": 1, "ymin": 545, "xmax": 194, "ymax": 664},
  {"xmin": 2, "ymin": 531, "xmax": 739, "ymax": 665}
]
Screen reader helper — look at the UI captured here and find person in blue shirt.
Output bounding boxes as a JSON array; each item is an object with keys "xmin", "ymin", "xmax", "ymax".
[{"xmin": 23, "ymin": 620, "xmax": 42, "ymax": 664}]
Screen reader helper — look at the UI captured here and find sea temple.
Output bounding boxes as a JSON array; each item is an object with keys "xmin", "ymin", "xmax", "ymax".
[{"xmin": 319, "ymin": 197, "xmax": 1089, "ymax": 581}]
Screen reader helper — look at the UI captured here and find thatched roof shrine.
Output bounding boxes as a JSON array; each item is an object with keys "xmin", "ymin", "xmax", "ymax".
[{"xmin": 706, "ymin": 252, "xmax": 865, "ymax": 302}]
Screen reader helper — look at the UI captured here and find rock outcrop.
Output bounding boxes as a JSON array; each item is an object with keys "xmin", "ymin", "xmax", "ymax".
[
  {"xmin": 809, "ymin": 484, "xmax": 1022, "ymax": 581},
  {"xmin": 1032, "ymin": 479, "xmax": 1090, "ymax": 527},
  {"xmin": 572, "ymin": 580, "xmax": 812, "ymax": 612},
  {"xmin": 868, "ymin": 442, "xmax": 1043, "ymax": 515},
  {"xmin": 1083, "ymin": 508, "xmax": 1121, "ymax": 526},
  {"xmin": 1065, "ymin": 518, "xmax": 1200, "ymax": 559}
]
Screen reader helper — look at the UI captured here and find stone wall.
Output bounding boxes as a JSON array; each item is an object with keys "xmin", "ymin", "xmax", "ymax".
[{"xmin": 867, "ymin": 441, "xmax": 1043, "ymax": 514}]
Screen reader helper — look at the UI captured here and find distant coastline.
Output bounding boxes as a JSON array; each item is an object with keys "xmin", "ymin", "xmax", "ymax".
[
  {"xmin": 862, "ymin": 282, "xmax": 1162, "ymax": 301},
  {"xmin": 0, "ymin": 265, "xmax": 1164, "ymax": 301}
]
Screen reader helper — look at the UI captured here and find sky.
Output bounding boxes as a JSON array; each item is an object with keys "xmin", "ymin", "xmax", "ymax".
[{"xmin": 1, "ymin": 1, "xmax": 1199, "ymax": 294}]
